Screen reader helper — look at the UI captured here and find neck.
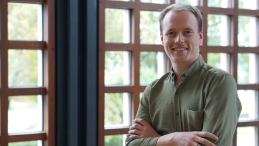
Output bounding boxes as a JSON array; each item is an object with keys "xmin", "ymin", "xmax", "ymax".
[
  {"xmin": 172, "ymin": 62, "xmax": 191, "ymax": 77},
  {"xmin": 172, "ymin": 62, "xmax": 191, "ymax": 85},
  {"xmin": 171, "ymin": 56, "xmax": 199, "ymax": 85}
]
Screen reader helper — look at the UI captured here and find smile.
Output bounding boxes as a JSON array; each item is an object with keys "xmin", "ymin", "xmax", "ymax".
[{"xmin": 173, "ymin": 48, "xmax": 187, "ymax": 51}]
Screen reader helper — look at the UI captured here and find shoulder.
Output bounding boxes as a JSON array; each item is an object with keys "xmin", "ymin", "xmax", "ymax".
[
  {"xmin": 202, "ymin": 64, "xmax": 235, "ymax": 81},
  {"xmin": 203, "ymin": 64, "xmax": 231, "ymax": 76},
  {"xmin": 149, "ymin": 72, "xmax": 172, "ymax": 87},
  {"xmin": 201, "ymin": 64, "xmax": 237, "ymax": 90},
  {"xmin": 143, "ymin": 72, "xmax": 171, "ymax": 94}
]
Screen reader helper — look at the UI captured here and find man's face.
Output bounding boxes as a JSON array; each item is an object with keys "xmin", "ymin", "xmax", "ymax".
[{"xmin": 161, "ymin": 10, "xmax": 203, "ymax": 64}]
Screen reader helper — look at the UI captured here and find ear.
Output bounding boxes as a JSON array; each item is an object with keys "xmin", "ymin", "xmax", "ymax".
[
  {"xmin": 160, "ymin": 33, "xmax": 164, "ymax": 46},
  {"xmin": 199, "ymin": 31, "xmax": 203, "ymax": 45}
]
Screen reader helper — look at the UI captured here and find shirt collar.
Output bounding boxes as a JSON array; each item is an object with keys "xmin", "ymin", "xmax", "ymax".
[{"xmin": 170, "ymin": 55, "xmax": 205, "ymax": 81}]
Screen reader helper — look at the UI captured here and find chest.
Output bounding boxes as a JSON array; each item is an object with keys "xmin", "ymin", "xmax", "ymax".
[{"xmin": 148, "ymin": 76, "xmax": 210, "ymax": 133}]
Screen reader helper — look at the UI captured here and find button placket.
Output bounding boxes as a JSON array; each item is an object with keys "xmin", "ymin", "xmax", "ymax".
[{"xmin": 174, "ymin": 89, "xmax": 181, "ymax": 131}]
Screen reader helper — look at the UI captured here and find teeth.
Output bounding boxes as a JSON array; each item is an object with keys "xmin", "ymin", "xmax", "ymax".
[{"xmin": 174, "ymin": 48, "xmax": 186, "ymax": 51}]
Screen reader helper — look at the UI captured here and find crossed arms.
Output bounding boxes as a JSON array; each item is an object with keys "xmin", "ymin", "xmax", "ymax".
[
  {"xmin": 128, "ymin": 118, "xmax": 218, "ymax": 146},
  {"xmin": 125, "ymin": 74, "xmax": 242, "ymax": 146}
]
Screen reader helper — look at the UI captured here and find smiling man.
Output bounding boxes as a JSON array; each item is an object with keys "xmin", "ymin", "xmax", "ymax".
[{"xmin": 125, "ymin": 3, "xmax": 242, "ymax": 146}]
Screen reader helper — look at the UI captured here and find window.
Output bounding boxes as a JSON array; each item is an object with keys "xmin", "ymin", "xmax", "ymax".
[
  {"xmin": 0, "ymin": 0, "xmax": 55, "ymax": 145},
  {"xmin": 99, "ymin": 0, "xmax": 259, "ymax": 145}
]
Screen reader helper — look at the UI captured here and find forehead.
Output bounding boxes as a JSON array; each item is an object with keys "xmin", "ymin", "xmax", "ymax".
[{"xmin": 162, "ymin": 10, "xmax": 198, "ymax": 32}]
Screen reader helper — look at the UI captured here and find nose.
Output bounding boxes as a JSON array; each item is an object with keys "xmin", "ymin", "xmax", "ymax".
[{"xmin": 175, "ymin": 33, "xmax": 184, "ymax": 43}]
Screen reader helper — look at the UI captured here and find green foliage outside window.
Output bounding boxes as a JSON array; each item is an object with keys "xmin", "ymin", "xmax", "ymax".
[
  {"xmin": 239, "ymin": 0, "xmax": 257, "ymax": 10},
  {"xmin": 8, "ymin": 50, "xmax": 40, "ymax": 87},
  {"xmin": 105, "ymin": 93, "xmax": 124, "ymax": 126},
  {"xmin": 105, "ymin": 9, "xmax": 126, "ymax": 43},
  {"xmin": 140, "ymin": 52, "xmax": 159, "ymax": 84},
  {"xmin": 105, "ymin": 135, "xmax": 124, "ymax": 146},
  {"xmin": 8, "ymin": 3, "xmax": 41, "ymax": 40},
  {"xmin": 238, "ymin": 53, "xmax": 249, "ymax": 83},
  {"xmin": 8, "ymin": 3, "xmax": 41, "ymax": 87},
  {"xmin": 208, "ymin": 0, "xmax": 228, "ymax": 8},
  {"xmin": 207, "ymin": 53, "xmax": 221, "ymax": 68},
  {"xmin": 140, "ymin": 11, "xmax": 160, "ymax": 44},
  {"xmin": 238, "ymin": 16, "xmax": 256, "ymax": 47},
  {"xmin": 9, "ymin": 141, "xmax": 39, "ymax": 146},
  {"xmin": 140, "ymin": 0, "xmax": 165, "ymax": 4},
  {"xmin": 207, "ymin": 15, "xmax": 222, "ymax": 46},
  {"xmin": 175, "ymin": 0, "xmax": 193, "ymax": 4},
  {"xmin": 105, "ymin": 51, "xmax": 124, "ymax": 85},
  {"xmin": 7, "ymin": 4, "xmax": 43, "ymax": 144}
]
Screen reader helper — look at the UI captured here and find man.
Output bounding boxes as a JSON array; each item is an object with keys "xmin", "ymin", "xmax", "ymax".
[{"xmin": 125, "ymin": 3, "xmax": 242, "ymax": 146}]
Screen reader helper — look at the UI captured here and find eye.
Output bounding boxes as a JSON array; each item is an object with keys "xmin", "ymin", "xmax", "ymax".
[
  {"xmin": 185, "ymin": 31, "xmax": 192, "ymax": 34},
  {"xmin": 167, "ymin": 32, "xmax": 174, "ymax": 35}
]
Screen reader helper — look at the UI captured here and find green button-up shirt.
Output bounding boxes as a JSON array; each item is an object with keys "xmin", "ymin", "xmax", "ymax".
[{"xmin": 126, "ymin": 55, "xmax": 242, "ymax": 146}]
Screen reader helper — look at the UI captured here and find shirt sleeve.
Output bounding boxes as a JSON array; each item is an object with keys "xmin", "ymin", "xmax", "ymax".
[
  {"xmin": 125, "ymin": 84, "xmax": 160, "ymax": 146},
  {"xmin": 202, "ymin": 74, "xmax": 242, "ymax": 146}
]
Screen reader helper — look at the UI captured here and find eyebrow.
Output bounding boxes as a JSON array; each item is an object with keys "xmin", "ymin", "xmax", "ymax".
[
  {"xmin": 182, "ymin": 28, "xmax": 194, "ymax": 31},
  {"xmin": 166, "ymin": 27, "xmax": 194, "ymax": 32}
]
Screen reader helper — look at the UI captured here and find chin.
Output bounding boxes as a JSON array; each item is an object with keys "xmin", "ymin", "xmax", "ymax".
[{"xmin": 172, "ymin": 58, "xmax": 188, "ymax": 63}]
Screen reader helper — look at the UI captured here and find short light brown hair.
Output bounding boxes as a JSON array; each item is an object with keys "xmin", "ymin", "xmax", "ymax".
[{"xmin": 159, "ymin": 3, "xmax": 203, "ymax": 34}]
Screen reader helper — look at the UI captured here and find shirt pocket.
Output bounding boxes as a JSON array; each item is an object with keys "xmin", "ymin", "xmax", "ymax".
[{"xmin": 186, "ymin": 108, "xmax": 204, "ymax": 131}]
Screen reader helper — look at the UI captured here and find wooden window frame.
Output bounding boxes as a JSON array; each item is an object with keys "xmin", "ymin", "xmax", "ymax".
[
  {"xmin": 98, "ymin": 0, "xmax": 259, "ymax": 146},
  {"xmin": 0, "ymin": 0, "xmax": 55, "ymax": 145}
]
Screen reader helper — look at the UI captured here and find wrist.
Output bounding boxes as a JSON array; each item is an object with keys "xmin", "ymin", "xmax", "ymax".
[
  {"xmin": 156, "ymin": 133, "xmax": 176, "ymax": 146},
  {"xmin": 156, "ymin": 135, "xmax": 169, "ymax": 146}
]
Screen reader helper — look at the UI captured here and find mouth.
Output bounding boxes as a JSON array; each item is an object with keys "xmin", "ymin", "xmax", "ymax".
[{"xmin": 173, "ymin": 48, "xmax": 187, "ymax": 51}]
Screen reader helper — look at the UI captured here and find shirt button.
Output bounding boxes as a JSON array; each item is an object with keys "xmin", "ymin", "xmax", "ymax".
[{"xmin": 176, "ymin": 112, "xmax": 179, "ymax": 116}]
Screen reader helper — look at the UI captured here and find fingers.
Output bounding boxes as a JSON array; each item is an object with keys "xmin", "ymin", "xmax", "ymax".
[
  {"xmin": 196, "ymin": 132, "xmax": 218, "ymax": 141},
  {"xmin": 128, "ymin": 129, "xmax": 141, "ymax": 136},
  {"xmin": 192, "ymin": 142, "xmax": 201, "ymax": 146},
  {"xmin": 129, "ymin": 124, "xmax": 144, "ymax": 131},
  {"xmin": 134, "ymin": 118, "xmax": 148, "ymax": 126},
  {"xmin": 195, "ymin": 137, "xmax": 216, "ymax": 146}
]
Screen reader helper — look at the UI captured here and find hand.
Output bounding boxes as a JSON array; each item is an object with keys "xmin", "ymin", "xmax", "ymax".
[
  {"xmin": 128, "ymin": 118, "xmax": 161, "ymax": 139},
  {"xmin": 157, "ymin": 131, "xmax": 218, "ymax": 146},
  {"xmin": 157, "ymin": 132, "xmax": 218, "ymax": 146}
]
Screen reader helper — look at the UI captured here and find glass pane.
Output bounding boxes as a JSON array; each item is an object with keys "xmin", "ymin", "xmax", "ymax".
[
  {"xmin": 238, "ymin": 90, "xmax": 256, "ymax": 120},
  {"xmin": 140, "ymin": 0, "xmax": 166, "ymax": 4},
  {"xmin": 8, "ymin": 95, "xmax": 42, "ymax": 133},
  {"xmin": 105, "ymin": 51, "xmax": 131, "ymax": 85},
  {"xmin": 207, "ymin": 15, "xmax": 229, "ymax": 46},
  {"xmin": 8, "ymin": 3, "xmax": 42, "ymax": 41},
  {"xmin": 238, "ymin": 53, "xmax": 256, "ymax": 84},
  {"xmin": 207, "ymin": 53, "xmax": 228, "ymax": 72},
  {"xmin": 8, "ymin": 49, "xmax": 43, "ymax": 87},
  {"xmin": 237, "ymin": 127, "xmax": 256, "ymax": 146},
  {"xmin": 105, "ymin": 134, "xmax": 127, "ymax": 146},
  {"xmin": 105, "ymin": 93, "xmax": 131, "ymax": 127},
  {"xmin": 9, "ymin": 140, "xmax": 42, "ymax": 146},
  {"xmin": 208, "ymin": 0, "xmax": 229, "ymax": 8},
  {"xmin": 175, "ymin": 0, "xmax": 198, "ymax": 5},
  {"xmin": 239, "ymin": 0, "xmax": 257, "ymax": 10},
  {"xmin": 105, "ymin": 9, "xmax": 130, "ymax": 43},
  {"xmin": 238, "ymin": 16, "xmax": 256, "ymax": 47},
  {"xmin": 140, "ymin": 11, "xmax": 160, "ymax": 44},
  {"xmin": 140, "ymin": 52, "xmax": 166, "ymax": 85}
]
